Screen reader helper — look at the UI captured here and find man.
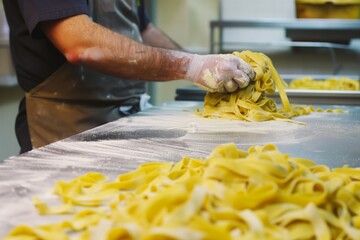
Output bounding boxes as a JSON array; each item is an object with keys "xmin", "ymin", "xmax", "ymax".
[{"xmin": 3, "ymin": 0, "xmax": 255, "ymax": 153}]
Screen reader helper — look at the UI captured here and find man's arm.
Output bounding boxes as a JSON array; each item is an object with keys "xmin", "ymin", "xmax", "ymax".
[
  {"xmin": 41, "ymin": 15, "xmax": 188, "ymax": 81},
  {"xmin": 40, "ymin": 14, "xmax": 254, "ymax": 93}
]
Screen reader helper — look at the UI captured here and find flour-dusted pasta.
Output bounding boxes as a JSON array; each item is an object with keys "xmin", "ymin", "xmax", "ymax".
[
  {"xmin": 197, "ymin": 51, "xmax": 344, "ymax": 123},
  {"xmin": 4, "ymin": 143, "xmax": 360, "ymax": 240}
]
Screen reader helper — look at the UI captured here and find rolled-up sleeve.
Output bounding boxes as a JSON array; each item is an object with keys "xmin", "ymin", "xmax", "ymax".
[{"xmin": 18, "ymin": 0, "xmax": 89, "ymax": 37}]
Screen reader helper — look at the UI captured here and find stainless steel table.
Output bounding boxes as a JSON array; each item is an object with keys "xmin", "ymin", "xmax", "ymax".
[
  {"xmin": 0, "ymin": 101, "xmax": 359, "ymax": 237},
  {"xmin": 176, "ymin": 87, "xmax": 360, "ymax": 106}
]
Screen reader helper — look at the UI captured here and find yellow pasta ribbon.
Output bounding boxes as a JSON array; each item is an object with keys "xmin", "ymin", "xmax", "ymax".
[{"xmin": 4, "ymin": 143, "xmax": 360, "ymax": 240}]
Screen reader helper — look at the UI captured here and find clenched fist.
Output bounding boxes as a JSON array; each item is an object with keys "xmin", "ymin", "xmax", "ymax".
[{"xmin": 185, "ymin": 54, "xmax": 255, "ymax": 93}]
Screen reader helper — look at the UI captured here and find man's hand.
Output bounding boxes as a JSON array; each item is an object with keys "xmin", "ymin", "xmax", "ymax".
[{"xmin": 185, "ymin": 54, "xmax": 255, "ymax": 93}]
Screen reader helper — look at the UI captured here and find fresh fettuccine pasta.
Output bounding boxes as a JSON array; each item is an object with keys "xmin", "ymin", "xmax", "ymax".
[
  {"xmin": 288, "ymin": 77, "xmax": 360, "ymax": 91},
  {"xmin": 4, "ymin": 144, "xmax": 360, "ymax": 240},
  {"xmin": 196, "ymin": 51, "xmax": 344, "ymax": 123}
]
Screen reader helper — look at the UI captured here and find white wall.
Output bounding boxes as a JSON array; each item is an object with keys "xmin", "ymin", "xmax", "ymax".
[
  {"xmin": 221, "ymin": 0, "xmax": 295, "ymax": 19},
  {"xmin": 155, "ymin": 0, "xmax": 219, "ymax": 53},
  {"xmin": 221, "ymin": 0, "xmax": 296, "ymax": 51}
]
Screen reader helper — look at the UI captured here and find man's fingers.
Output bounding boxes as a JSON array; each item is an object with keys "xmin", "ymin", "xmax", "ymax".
[
  {"xmin": 224, "ymin": 80, "xmax": 239, "ymax": 93},
  {"xmin": 237, "ymin": 58, "xmax": 255, "ymax": 80},
  {"xmin": 232, "ymin": 70, "xmax": 250, "ymax": 89},
  {"xmin": 215, "ymin": 84, "xmax": 226, "ymax": 93}
]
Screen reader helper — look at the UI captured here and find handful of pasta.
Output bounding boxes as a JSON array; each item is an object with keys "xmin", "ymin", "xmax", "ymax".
[
  {"xmin": 4, "ymin": 144, "xmax": 360, "ymax": 240},
  {"xmin": 197, "ymin": 51, "xmax": 343, "ymax": 123}
]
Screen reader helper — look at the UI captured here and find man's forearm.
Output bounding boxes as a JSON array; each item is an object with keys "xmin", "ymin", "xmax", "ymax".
[
  {"xmin": 41, "ymin": 15, "xmax": 191, "ymax": 81},
  {"xmin": 74, "ymin": 31, "xmax": 190, "ymax": 81}
]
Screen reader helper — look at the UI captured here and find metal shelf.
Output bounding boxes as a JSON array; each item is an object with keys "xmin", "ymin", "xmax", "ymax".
[
  {"xmin": 175, "ymin": 86, "xmax": 360, "ymax": 106},
  {"xmin": 210, "ymin": 19, "xmax": 360, "ymax": 53},
  {"xmin": 210, "ymin": 18, "xmax": 360, "ymax": 79},
  {"xmin": 211, "ymin": 19, "xmax": 360, "ymax": 30}
]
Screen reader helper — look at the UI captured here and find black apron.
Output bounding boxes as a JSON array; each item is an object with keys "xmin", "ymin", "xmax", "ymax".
[{"xmin": 26, "ymin": 0, "xmax": 146, "ymax": 149}]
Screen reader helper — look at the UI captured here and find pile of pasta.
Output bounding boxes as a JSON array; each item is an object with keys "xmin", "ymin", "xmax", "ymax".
[
  {"xmin": 196, "ymin": 51, "xmax": 343, "ymax": 123},
  {"xmin": 4, "ymin": 143, "xmax": 360, "ymax": 240},
  {"xmin": 288, "ymin": 77, "xmax": 360, "ymax": 91}
]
